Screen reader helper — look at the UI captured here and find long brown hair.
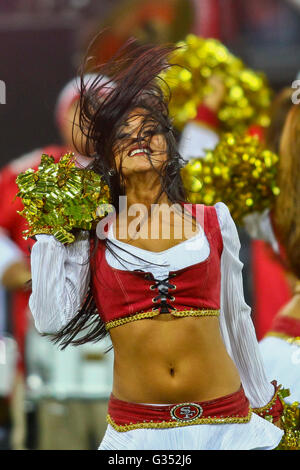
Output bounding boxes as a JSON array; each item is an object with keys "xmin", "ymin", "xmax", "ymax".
[
  {"xmin": 265, "ymin": 87, "xmax": 294, "ymax": 153},
  {"xmin": 273, "ymin": 104, "xmax": 300, "ymax": 279}
]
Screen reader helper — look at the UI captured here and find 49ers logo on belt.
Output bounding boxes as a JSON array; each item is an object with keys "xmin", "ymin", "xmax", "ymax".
[{"xmin": 170, "ymin": 403, "xmax": 203, "ymax": 422}]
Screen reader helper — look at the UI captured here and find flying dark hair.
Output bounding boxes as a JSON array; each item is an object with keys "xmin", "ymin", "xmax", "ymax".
[
  {"xmin": 76, "ymin": 37, "xmax": 186, "ymax": 207},
  {"xmin": 273, "ymin": 104, "xmax": 300, "ymax": 280},
  {"xmin": 50, "ymin": 38, "xmax": 191, "ymax": 350}
]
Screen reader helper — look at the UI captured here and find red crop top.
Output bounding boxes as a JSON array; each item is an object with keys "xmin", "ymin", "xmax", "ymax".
[{"xmin": 90, "ymin": 204, "xmax": 223, "ymax": 330}]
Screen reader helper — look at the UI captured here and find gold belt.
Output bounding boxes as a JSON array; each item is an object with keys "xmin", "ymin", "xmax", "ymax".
[{"xmin": 105, "ymin": 308, "xmax": 220, "ymax": 330}]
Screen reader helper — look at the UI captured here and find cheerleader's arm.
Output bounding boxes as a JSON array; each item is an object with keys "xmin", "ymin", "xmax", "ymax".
[
  {"xmin": 215, "ymin": 202, "xmax": 278, "ymax": 409},
  {"xmin": 29, "ymin": 232, "xmax": 90, "ymax": 334}
]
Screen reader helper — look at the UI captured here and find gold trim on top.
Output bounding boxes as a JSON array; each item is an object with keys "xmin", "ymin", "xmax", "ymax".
[
  {"xmin": 106, "ymin": 409, "xmax": 252, "ymax": 432},
  {"xmin": 265, "ymin": 332, "xmax": 300, "ymax": 346},
  {"xmin": 172, "ymin": 309, "xmax": 220, "ymax": 318},
  {"xmin": 252, "ymin": 385, "xmax": 281, "ymax": 416},
  {"xmin": 105, "ymin": 310, "xmax": 159, "ymax": 330},
  {"xmin": 105, "ymin": 309, "xmax": 220, "ymax": 330}
]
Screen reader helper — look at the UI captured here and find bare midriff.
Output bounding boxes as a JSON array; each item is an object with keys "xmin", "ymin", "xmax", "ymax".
[{"xmin": 110, "ymin": 315, "xmax": 241, "ymax": 404}]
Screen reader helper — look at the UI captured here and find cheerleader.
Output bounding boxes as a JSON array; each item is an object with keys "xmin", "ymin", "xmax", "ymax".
[
  {"xmin": 28, "ymin": 40, "xmax": 284, "ymax": 450},
  {"xmin": 258, "ymin": 103, "xmax": 300, "ymax": 405},
  {"xmin": 243, "ymin": 88, "xmax": 294, "ymax": 339}
]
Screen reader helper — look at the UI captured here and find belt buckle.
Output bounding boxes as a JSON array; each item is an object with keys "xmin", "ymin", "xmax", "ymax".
[{"xmin": 170, "ymin": 403, "xmax": 203, "ymax": 422}]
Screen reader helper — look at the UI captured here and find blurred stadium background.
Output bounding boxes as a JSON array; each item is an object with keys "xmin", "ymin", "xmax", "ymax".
[{"xmin": 1, "ymin": 0, "xmax": 300, "ymax": 167}]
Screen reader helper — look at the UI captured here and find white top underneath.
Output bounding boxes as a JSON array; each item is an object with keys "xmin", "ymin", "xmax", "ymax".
[
  {"xmin": 259, "ymin": 336, "xmax": 300, "ymax": 404},
  {"xmin": 105, "ymin": 213, "xmax": 209, "ymax": 280}
]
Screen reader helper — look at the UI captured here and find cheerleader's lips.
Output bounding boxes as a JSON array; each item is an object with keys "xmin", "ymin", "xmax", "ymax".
[{"xmin": 128, "ymin": 146, "xmax": 151, "ymax": 157}]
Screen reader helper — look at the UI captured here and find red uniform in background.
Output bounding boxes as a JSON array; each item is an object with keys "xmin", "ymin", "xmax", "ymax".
[
  {"xmin": 0, "ymin": 145, "xmax": 67, "ymax": 374},
  {"xmin": 252, "ymin": 241, "xmax": 292, "ymax": 339}
]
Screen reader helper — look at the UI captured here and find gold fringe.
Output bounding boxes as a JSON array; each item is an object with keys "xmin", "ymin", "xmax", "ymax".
[
  {"xmin": 172, "ymin": 309, "xmax": 220, "ymax": 318},
  {"xmin": 106, "ymin": 409, "xmax": 252, "ymax": 432},
  {"xmin": 105, "ymin": 310, "xmax": 160, "ymax": 330},
  {"xmin": 265, "ymin": 332, "xmax": 300, "ymax": 346},
  {"xmin": 105, "ymin": 309, "xmax": 220, "ymax": 330},
  {"xmin": 252, "ymin": 385, "xmax": 281, "ymax": 416},
  {"xmin": 276, "ymin": 401, "xmax": 300, "ymax": 450}
]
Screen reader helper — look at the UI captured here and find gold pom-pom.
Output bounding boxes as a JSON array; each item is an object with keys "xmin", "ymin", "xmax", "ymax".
[
  {"xmin": 161, "ymin": 35, "xmax": 272, "ymax": 132},
  {"xmin": 16, "ymin": 152, "xmax": 112, "ymax": 244},
  {"xmin": 276, "ymin": 389, "xmax": 300, "ymax": 450},
  {"xmin": 181, "ymin": 133, "xmax": 279, "ymax": 224}
]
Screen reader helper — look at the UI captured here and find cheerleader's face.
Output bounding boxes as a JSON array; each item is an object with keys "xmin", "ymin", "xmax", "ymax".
[{"xmin": 112, "ymin": 108, "xmax": 168, "ymax": 176}]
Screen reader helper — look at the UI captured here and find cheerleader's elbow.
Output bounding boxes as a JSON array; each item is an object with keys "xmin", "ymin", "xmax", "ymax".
[{"xmin": 28, "ymin": 297, "xmax": 66, "ymax": 335}]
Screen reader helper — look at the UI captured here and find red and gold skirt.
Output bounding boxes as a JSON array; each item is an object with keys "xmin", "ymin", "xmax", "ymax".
[{"xmin": 107, "ymin": 386, "xmax": 252, "ymax": 432}]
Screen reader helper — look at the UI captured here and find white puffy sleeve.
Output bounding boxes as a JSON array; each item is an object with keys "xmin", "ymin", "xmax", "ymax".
[
  {"xmin": 178, "ymin": 122, "xmax": 220, "ymax": 160},
  {"xmin": 29, "ymin": 231, "xmax": 91, "ymax": 334},
  {"xmin": 215, "ymin": 202, "xmax": 275, "ymax": 408}
]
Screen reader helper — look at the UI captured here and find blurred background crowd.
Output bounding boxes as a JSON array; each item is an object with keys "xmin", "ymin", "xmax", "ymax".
[{"xmin": 0, "ymin": 0, "xmax": 300, "ymax": 450}]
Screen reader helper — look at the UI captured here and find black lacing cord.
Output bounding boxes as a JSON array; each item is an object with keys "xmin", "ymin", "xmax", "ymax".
[{"xmin": 147, "ymin": 273, "xmax": 177, "ymax": 314}]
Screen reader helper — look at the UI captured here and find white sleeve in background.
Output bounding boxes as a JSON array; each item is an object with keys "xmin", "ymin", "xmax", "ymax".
[
  {"xmin": 178, "ymin": 122, "xmax": 220, "ymax": 160},
  {"xmin": 243, "ymin": 209, "xmax": 279, "ymax": 254},
  {"xmin": 259, "ymin": 336, "xmax": 300, "ymax": 404},
  {"xmin": 29, "ymin": 231, "xmax": 91, "ymax": 334},
  {"xmin": 0, "ymin": 232, "xmax": 24, "ymax": 282},
  {"xmin": 215, "ymin": 202, "xmax": 275, "ymax": 408}
]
